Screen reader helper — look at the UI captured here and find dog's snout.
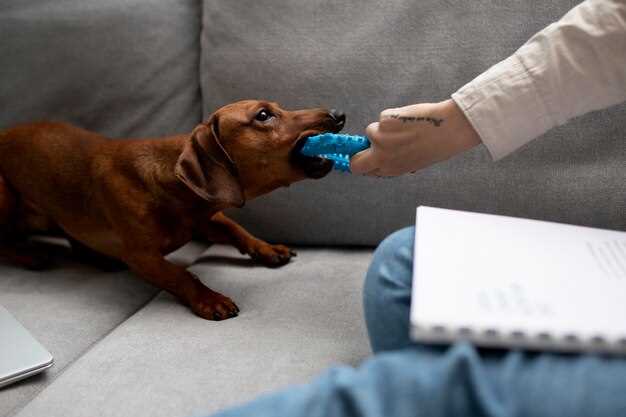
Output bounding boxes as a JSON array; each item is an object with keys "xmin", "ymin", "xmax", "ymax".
[{"xmin": 328, "ymin": 109, "xmax": 346, "ymax": 128}]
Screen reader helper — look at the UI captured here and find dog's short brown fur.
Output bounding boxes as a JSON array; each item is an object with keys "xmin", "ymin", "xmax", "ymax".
[{"xmin": 0, "ymin": 100, "xmax": 344, "ymax": 320}]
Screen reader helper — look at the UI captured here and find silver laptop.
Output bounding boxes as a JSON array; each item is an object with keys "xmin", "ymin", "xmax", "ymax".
[{"xmin": 0, "ymin": 305, "xmax": 53, "ymax": 388}]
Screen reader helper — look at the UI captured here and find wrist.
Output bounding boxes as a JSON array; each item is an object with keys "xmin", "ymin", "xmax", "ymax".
[{"xmin": 439, "ymin": 98, "xmax": 482, "ymax": 152}]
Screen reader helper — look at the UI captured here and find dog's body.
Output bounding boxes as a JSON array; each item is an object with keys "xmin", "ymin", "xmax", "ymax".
[{"xmin": 0, "ymin": 100, "xmax": 344, "ymax": 320}]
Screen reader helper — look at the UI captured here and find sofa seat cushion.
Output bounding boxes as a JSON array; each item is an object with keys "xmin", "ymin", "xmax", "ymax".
[
  {"xmin": 0, "ymin": 240, "xmax": 206, "ymax": 417},
  {"xmin": 14, "ymin": 245, "xmax": 372, "ymax": 417}
]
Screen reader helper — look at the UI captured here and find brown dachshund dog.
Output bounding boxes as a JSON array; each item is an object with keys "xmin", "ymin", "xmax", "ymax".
[{"xmin": 0, "ymin": 100, "xmax": 345, "ymax": 320}]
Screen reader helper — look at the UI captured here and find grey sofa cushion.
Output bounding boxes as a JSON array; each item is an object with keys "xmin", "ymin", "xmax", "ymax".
[
  {"xmin": 14, "ymin": 245, "xmax": 372, "ymax": 417},
  {"xmin": 0, "ymin": 0, "xmax": 202, "ymax": 138},
  {"xmin": 0, "ymin": 241, "xmax": 206, "ymax": 417},
  {"xmin": 202, "ymin": 0, "xmax": 626, "ymax": 246}
]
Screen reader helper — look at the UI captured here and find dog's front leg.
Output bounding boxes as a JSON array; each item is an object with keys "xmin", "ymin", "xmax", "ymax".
[
  {"xmin": 96, "ymin": 175, "xmax": 238, "ymax": 320},
  {"xmin": 123, "ymin": 251, "xmax": 239, "ymax": 320},
  {"xmin": 198, "ymin": 212, "xmax": 296, "ymax": 267}
]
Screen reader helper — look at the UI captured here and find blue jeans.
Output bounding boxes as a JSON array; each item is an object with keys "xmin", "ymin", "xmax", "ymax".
[{"xmin": 211, "ymin": 227, "xmax": 626, "ymax": 417}]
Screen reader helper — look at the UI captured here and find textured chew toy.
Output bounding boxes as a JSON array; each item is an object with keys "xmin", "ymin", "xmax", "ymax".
[{"xmin": 299, "ymin": 133, "xmax": 371, "ymax": 172}]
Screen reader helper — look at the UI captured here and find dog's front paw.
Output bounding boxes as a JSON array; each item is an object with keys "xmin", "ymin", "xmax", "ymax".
[
  {"xmin": 248, "ymin": 243, "xmax": 296, "ymax": 268},
  {"xmin": 189, "ymin": 288, "xmax": 239, "ymax": 321}
]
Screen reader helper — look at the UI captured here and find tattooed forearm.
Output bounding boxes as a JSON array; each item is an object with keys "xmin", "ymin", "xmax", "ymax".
[{"xmin": 383, "ymin": 114, "xmax": 444, "ymax": 127}]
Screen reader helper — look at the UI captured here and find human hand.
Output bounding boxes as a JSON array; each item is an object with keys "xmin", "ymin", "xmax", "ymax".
[{"xmin": 350, "ymin": 99, "xmax": 481, "ymax": 176}]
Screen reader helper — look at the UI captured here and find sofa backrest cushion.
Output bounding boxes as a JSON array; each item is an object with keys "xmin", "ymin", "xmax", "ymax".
[
  {"xmin": 201, "ymin": 0, "xmax": 625, "ymax": 245},
  {"xmin": 0, "ymin": 0, "xmax": 202, "ymax": 138}
]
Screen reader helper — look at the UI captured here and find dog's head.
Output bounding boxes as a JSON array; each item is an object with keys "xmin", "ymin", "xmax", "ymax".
[{"xmin": 175, "ymin": 100, "xmax": 344, "ymax": 208}]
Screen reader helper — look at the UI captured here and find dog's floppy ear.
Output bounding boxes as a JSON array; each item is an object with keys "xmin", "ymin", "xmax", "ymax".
[{"xmin": 175, "ymin": 117, "xmax": 245, "ymax": 208}]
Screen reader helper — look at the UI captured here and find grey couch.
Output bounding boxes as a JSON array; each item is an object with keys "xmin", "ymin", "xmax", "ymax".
[{"xmin": 1, "ymin": 1, "xmax": 623, "ymax": 416}]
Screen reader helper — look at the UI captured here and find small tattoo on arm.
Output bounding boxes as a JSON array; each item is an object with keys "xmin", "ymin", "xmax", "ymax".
[{"xmin": 384, "ymin": 114, "xmax": 444, "ymax": 127}]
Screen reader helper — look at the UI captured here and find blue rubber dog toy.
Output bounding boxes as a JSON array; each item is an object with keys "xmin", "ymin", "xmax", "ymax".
[{"xmin": 299, "ymin": 133, "xmax": 370, "ymax": 172}]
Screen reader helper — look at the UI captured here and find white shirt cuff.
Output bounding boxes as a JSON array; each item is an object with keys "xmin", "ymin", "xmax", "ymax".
[{"xmin": 451, "ymin": 53, "xmax": 554, "ymax": 160}]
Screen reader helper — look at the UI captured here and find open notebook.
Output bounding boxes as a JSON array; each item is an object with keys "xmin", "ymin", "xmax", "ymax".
[{"xmin": 410, "ymin": 206, "xmax": 626, "ymax": 354}]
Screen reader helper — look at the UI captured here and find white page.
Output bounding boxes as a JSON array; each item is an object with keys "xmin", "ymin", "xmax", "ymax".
[{"xmin": 411, "ymin": 206, "xmax": 626, "ymax": 351}]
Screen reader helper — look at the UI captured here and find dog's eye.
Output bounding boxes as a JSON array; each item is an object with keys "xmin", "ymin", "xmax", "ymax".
[{"xmin": 255, "ymin": 109, "xmax": 273, "ymax": 122}]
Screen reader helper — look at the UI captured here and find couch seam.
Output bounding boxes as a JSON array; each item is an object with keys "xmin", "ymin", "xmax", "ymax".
[{"xmin": 7, "ymin": 290, "xmax": 163, "ymax": 417}]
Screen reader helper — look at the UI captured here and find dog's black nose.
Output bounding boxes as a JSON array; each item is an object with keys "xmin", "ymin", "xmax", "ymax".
[{"xmin": 329, "ymin": 109, "xmax": 346, "ymax": 127}]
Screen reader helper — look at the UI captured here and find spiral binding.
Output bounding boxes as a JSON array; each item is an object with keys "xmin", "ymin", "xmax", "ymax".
[{"xmin": 416, "ymin": 324, "xmax": 626, "ymax": 354}]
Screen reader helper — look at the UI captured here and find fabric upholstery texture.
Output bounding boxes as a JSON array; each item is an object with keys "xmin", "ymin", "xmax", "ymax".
[
  {"xmin": 0, "ymin": 241, "xmax": 206, "ymax": 417},
  {"xmin": 0, "ymin": 0, "xmax": 202, "ymax": 138},
  {"xmin": 0, "ymin": 0, "xmax": 624, "ymax": 416},
  {"xmin": 13, "ymin": 245, "xmax": 372, "ymax": 417},
  {"xmin": 202, "ymin": 0, "xmax": 625, "ymax": 245}
]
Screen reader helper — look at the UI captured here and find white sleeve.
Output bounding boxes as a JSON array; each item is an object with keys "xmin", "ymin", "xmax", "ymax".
[{"xmin": 451, "ymin": 0, "xmax": 626, "ymax": 160}]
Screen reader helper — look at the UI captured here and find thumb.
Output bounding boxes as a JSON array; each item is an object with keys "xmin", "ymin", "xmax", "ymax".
[{"xmin": 350, "ymin": 148, "xmax": 379, "ymax": 175}]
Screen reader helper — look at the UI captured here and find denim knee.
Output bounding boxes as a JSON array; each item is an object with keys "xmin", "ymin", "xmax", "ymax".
[{"xmin": 363, "ymin": 226, "xmax": 415, "ymax": 353}]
